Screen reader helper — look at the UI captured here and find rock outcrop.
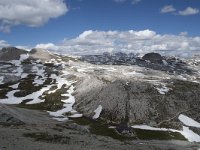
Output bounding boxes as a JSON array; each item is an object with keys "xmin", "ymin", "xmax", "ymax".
[
  {"xmin": 29, "ymin": 48, "xmax": 55, "ymax": 62},
  {"xmin": 142, "ymin": 52, "xmax": 163, "ymax": 63},
  {"xmin": 0, "ymin": 47, "xmax": 27, "ymax": 61},
  {"xmin": 74, "ymin": 75, "xmax": 200, "ymax": 129},
  {"xmin": 0, "ymin": 104, "xmax": 24, "ymax": 124}
]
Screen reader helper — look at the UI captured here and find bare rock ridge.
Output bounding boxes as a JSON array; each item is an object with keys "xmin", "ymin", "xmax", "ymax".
[
  {"xmin": 74, "ymin": 77, "xmax": 200, "ymax": 127},
  {"xmin": 0, "ymin": 47, "xmax": 55, "ymax": 62},
  {"xmin": 0, "ymin": 47, "xmax": 27, "ymax": 61},
  {"xmin": 29, "ymin": 48, "xmax": 56, "ymax": 62}
]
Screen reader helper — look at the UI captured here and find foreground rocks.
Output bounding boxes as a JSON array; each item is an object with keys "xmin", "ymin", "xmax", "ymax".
[{"xmin": 0, "ymin": 104, "xmax": 199, "ymax": 150}]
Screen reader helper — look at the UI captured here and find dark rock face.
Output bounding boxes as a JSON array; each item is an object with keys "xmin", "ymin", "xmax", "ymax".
[
  {"xmin": 142, "ymin": 53, "xmax": 163, "ymax": 63},
  {"xmin": 0, "ymin": 47, "xmax": 27, "ymax": 61}
]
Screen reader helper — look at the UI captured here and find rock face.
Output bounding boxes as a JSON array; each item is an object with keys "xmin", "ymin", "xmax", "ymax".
[
  {"xmin": 29, "ymin": 48, "xmax": 54, "ymax": 62},
  {"xmin": 0, "ymin": 104, "xmax": 24, "ymax": 124},
  {"xmin": 74, "ymin": 74, "xmax": 200, "ymax": 128},
  {"xmin": 142, "ymin": 53, "xmax": 163, "ymax": 63},
  {"xmin": 0, "ymin": 47, "xmax": 27, "ymax": 61}
]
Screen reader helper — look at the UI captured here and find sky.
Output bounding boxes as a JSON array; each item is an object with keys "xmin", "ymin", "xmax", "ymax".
[{"xmin": 0, "ymin": 0, "xmax": 200, "ymax": 57}]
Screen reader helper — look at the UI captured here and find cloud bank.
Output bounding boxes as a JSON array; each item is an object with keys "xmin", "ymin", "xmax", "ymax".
[
  {"xmin": 0, "ymin": 0, "xmax": 68, "ymax": 32},
  {"xmin": 35, "ymin": 29, "xmax": 200, "ymax": 58},
  {"xmin": 178, "ymin": 7, "xmax": 199, "ymax": 16},
  {"xmin": 161, "ymin": 5, "xmax": 176, "ymax": 13},
  {"xmin": 161, "ymin": 5, "xmax": 199, "ymax": 16}
]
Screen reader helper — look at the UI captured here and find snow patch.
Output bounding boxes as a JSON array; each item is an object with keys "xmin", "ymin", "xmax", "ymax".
[
  {"xmin": 10, "ymin": 54, "xmax": 29, "ymax": 78},
  {"xmin": 132, "ymin": 125, "xmax": 200, "ymax": 142},
  {"xmin": 181, "ymin": 126, "xmax": 200, "ymax": 142},
  {"xmin": 162, "ymin": 60, "xmax": 168, "ymax": 66},
  {"xmin": 68, "ymin": 114, "xmax": 83, "ymax": 118},
  {"xmin": 0, "ymin": 76, "xmax": 4, "ymax": 84},
  {"xmin": 179, "ymin": 114, "xmax": 200, "ymax": 128},
  {"xmin": 155, "ymin": 83, "xmax": 171, "ymax": 95},
  {"xmin": 93, "ymin": 105, "xmax": 103, "ymax": 119},
  {"xmin": 20, "ymin": 54, "xmax": 29, "ymax": 61},
  {"xmin": 9, "ymin": 83, "xmax": 19, "ymax": 89}
]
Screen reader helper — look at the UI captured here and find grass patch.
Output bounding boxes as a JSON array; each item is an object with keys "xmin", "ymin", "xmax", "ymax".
[
  {"xmin": 73, "ymin": 117, "xmax": 136, "ymax": 141},
  {"xmin": 135, "ymin": 129, "xmax": 186, "ymax": 140},
  {"xmin": 14, "ymin": 75, "xmax": 55, "ymax": 98},
  {"xmin": 18, "ymin": 85, "xmax": 70, "ymax": 112},
  {"xmin": 73, "ymin": 117, "xmax": 187, "ymax": 141},
  {"xmin": 0, "ymin": 82, "xmax": 17, "ymax": 99}
]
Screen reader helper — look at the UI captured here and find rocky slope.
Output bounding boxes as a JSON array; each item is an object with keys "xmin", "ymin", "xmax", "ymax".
[{"xmin": 1, "ymin": 47, "xmax": 200, "ymax": 149}]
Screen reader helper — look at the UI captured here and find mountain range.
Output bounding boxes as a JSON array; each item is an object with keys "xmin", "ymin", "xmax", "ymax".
[{"xmin": 1, "ymin": 47, "xmax": 200, "ymax": 150}]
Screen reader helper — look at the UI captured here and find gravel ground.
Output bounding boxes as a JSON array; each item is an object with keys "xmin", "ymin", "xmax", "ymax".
[{"xmin": 0, "ymin": 105, "xmax": 200, "ymax": 150}]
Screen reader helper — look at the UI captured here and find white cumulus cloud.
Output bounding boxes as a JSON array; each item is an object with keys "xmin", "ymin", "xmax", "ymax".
[
  {"xmin": 35, "ymin": 29, "xmax": 200, "ymax": 58},
  {"xmin": 161, "ymin": 5, "xmax": 176, "ymax": 13},
  {"xmin": 0, "ymin": 0, "xmax": 68, "ymax": 32},
  {"xmin": 36, "ymin": 43, "xmax": 59, "ymax": 51},
  {"xmin": 178, "ymin": 7, "xmax": 199, "ymax": 16},
  {"xmin": 0, "ymin": 40, "xmax": 10, "ymax": 48}
]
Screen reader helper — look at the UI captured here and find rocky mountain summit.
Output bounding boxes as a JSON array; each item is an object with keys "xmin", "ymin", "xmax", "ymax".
[
  {"xmin": 0, "ymin": 47, "xmax": 27, "ymax": 61},
  {"xmin": 1, "ymin": 47, "xmax": 200, "ymax": 149}
]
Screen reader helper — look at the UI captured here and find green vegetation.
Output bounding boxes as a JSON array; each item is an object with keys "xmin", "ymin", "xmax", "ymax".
[
  {"xmin": 14, "ymin": 75, "xmax": 54, "ymax": 97},
  {"xmin": 0, "ymin": 82, "xmax": 17, "ymax": 99},
  {"xmin": 18, "ymin": 84, "xmax": 70, "ymax": 112},
  {"xmin": 73, "ymin": 117, "xmax": 135, "ymax": 141},
  {"xmin": 73, "ymin": 117, "xmax": 187, "ymax": 141},
  {"xmin": 135, "ymin": 129, "xmax": 186, "ymax": 140}
]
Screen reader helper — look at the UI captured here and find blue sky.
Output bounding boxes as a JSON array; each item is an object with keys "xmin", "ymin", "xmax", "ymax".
[{"xmin": 0, "ymin": 0, "xmax": 200, "ymax": 56}]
